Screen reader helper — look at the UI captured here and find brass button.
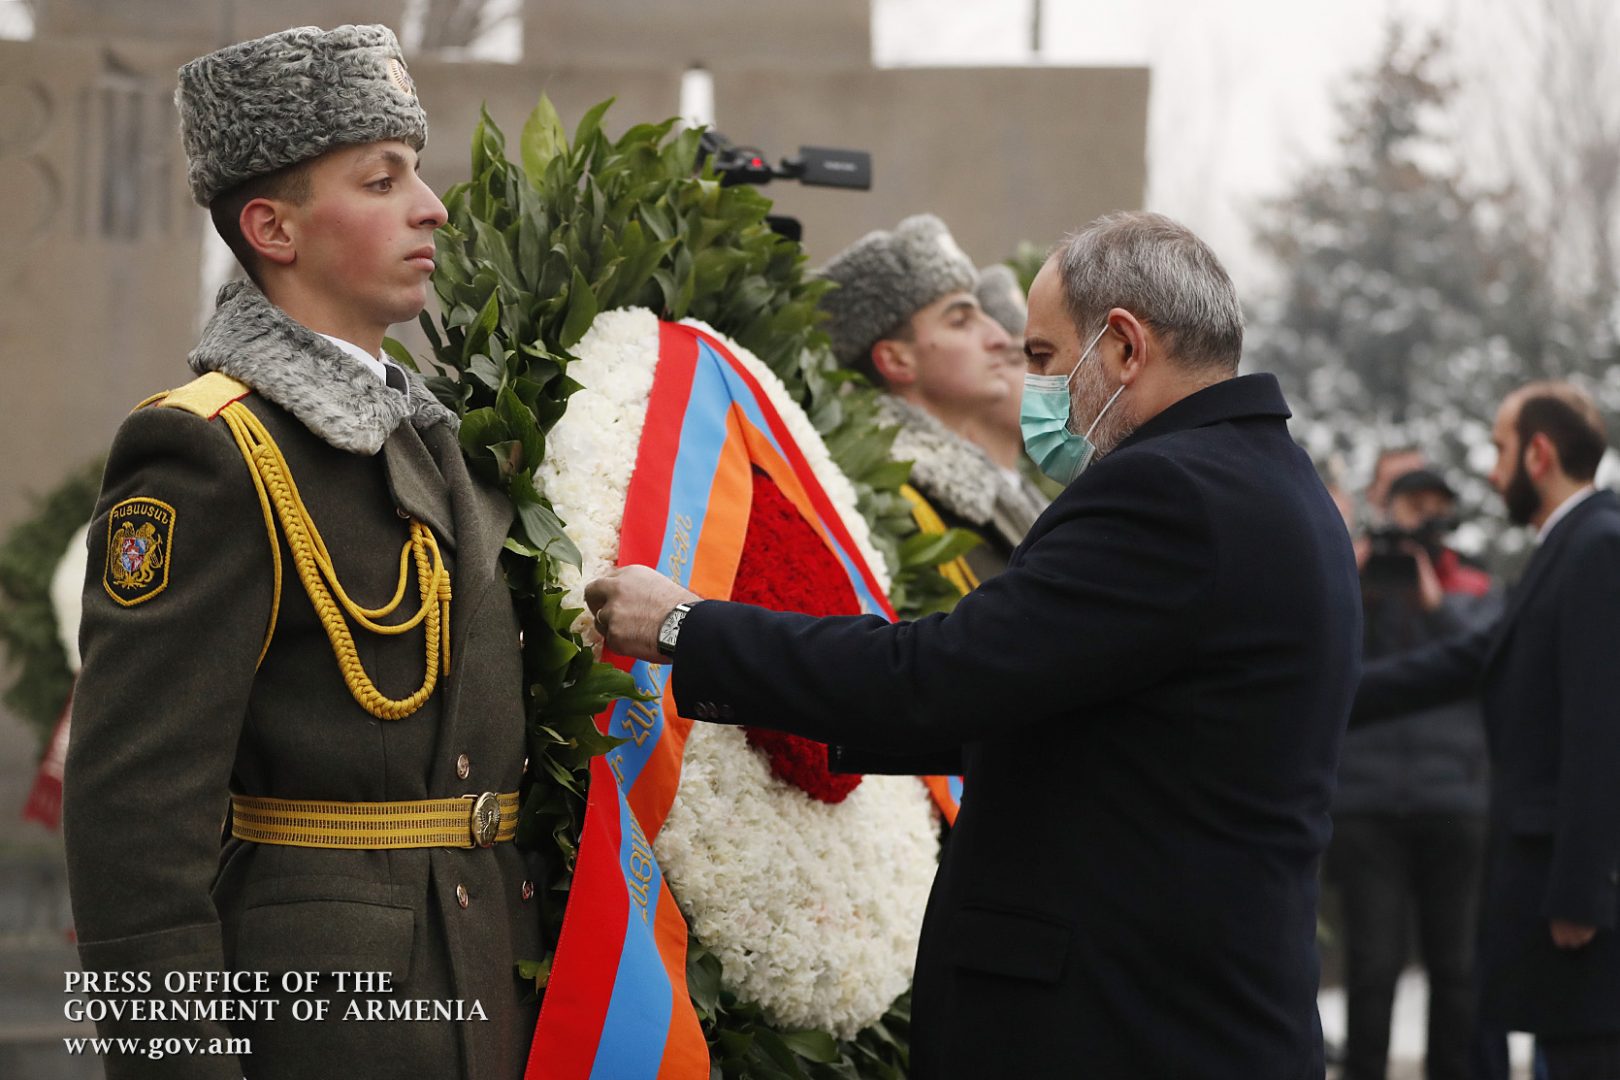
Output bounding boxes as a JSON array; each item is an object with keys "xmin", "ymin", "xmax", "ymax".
[
  {"xmin": 468, "ymin": 791, "xmax": 501, "ymax": 848},
  {"xmin": 521, "ymin": 881, "xmax": 535, "ymax": 902},
  {"xmin": 455, "ymin": 753, "xmax": 471, "ymax": 780},
  {"xmin": 395, "ymin": 506, "xmax": 410, "ymax": 520},
  {"xmin": 455, "ymin": 884, "xmax": 469, "ymax": 909}
]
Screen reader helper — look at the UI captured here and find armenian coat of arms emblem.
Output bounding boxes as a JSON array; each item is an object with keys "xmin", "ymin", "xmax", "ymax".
[{"xmin": 103, "ymin": 497, "xmax": 174, "ymax": 606}]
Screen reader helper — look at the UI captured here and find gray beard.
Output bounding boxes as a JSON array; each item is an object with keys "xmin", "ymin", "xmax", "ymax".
[{"xmin": 1068, "ymin": 354, "xmax": 1137, "ymax": 459}]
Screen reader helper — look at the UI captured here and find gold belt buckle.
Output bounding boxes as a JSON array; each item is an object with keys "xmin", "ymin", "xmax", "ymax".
[{"xmin": 467, "ymin": 792, "xmax": 501, "ymax": 848}]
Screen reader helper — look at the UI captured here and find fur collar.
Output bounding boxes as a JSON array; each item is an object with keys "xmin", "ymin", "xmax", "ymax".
[
  {"xmin": 876, "ymin": 395, "xmax": 1004, "ymax": 525},
  {"xmin": 188, "ymin": 280, "xmax": 456, "ymax": 456}
]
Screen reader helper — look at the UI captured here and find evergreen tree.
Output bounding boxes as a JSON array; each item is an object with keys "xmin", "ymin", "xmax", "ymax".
[{"xmin": 1248, "ymin": 23, "xmax": 1584, "ymax": 561}]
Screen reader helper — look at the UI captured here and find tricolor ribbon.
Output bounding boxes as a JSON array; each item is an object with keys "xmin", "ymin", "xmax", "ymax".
[
  {"xmin": 922, "ymin": 775, "xmax": 964, "ymax": 827},
  {"xmin": 526, "ymin": 324, "xmax": 909, "ymax": 1078}
]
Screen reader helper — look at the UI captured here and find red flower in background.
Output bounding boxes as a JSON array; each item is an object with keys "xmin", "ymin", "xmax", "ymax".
[{"xmin": 733, "ymin": 468, "xmax": 863, "ymax": 803}]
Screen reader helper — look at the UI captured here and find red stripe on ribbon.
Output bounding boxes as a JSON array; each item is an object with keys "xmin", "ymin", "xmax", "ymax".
[
  {"xmin": 524, "ymin": 754, "xmax": 628, "ymax": 1078},
  {"xmin": 617, "ymin": 324, "xmax": 701, "ymax": 569}
]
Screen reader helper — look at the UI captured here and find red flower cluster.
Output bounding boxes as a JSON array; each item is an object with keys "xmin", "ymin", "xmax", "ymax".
[{"xmin": 733, "ymin": 468, "xmax": 864, "ymax": 804}]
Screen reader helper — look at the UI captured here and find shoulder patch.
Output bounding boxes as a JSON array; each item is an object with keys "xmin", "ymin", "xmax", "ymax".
[
  {"xmin": 151, "ymin": 372, "xmax": 251, "ymax": 420},
  {"xmin": 104, "ymin": 497, "xmax": 175, "ymax": 606}
]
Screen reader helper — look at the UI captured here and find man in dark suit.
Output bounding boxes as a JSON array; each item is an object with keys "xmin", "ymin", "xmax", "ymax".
[
  {"xmin": 587, "ymin": 211, "xmax": 1362, "ymax": 1078},
  {"xmin": 1352, "ymin": 382, "xmax": 1620, "ymax": 1080}
]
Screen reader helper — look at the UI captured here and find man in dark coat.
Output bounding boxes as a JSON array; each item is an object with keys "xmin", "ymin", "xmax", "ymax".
[
  {"xmin": 64, "ymin": 26, "xmax": 538, "ymax": 1080},
  {"xmin": 586, "ymin": 211, "xmax": 1363, "ymax": 1078},
  {"xmin": 1329, "ymin": 464, "xmax": 1499, "ymax": 1080},
  {"xmin": 1352, "ymin": 382, "xmax": 1620, "ymax": 1080},
  {"xmin": 816, "ymin": 216, "xmax": 1032, "ymax": 779}
]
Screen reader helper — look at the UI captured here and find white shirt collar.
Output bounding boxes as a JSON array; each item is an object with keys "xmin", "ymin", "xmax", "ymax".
[
  {"xmin": 317, "ymin": 332, "xmax": 395, "ymax": 386},
  {"xmin": 1536, "ymin": 484, "xmax": 1598, "ymax": 544}
]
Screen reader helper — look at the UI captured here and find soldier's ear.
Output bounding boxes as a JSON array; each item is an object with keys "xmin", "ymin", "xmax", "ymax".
[
  {"xmin": 871, "ymin": 339, "xmax": 915, "ymax": 387},
  {"xmin": 240, "ymin": 198, "xmax": 298, "ymax": 268}
]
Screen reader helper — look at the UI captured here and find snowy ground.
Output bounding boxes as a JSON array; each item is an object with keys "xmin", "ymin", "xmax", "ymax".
[{"xmin": 1320, "ymin": 968, "xmax": 1535, "ymax": 1079}]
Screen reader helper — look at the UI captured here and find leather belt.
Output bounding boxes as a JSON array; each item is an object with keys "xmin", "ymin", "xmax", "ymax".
[{"xmin": 230, "ymin": 791, "xmax": 519, "ymax": 849}]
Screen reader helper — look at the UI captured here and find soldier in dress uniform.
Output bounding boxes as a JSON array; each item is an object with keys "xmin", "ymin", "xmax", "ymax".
[
  {"xmin": 817, "ymin": 215, "xmax": 1036, "ymax": 588},
  {"xmin": 816, "ymin": 217, "xmax": 1042, "ymax": 779},
  {"xmin": 62, "ymin": 25, "xmax": 540, "ymax": 1080}
]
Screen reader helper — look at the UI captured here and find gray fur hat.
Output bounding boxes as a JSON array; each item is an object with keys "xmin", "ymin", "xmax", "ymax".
[
  {"xmin": 975, "ymin": 264, "xmax": 1028, "ymax": 337},
  {"xmin": 177, "ymin": 24, "xmax": 428, "ymax": 206},
  {"xmin": 817, "ymin": 214, "xmax": 977, "ymax": 368}
]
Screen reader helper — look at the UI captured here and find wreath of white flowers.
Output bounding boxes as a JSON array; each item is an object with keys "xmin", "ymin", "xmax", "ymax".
[{"xmin": 539, "ymin": 307, "xmax": 939, "ymax": 1037}]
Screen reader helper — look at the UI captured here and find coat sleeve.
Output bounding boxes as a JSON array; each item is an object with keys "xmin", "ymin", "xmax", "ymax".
[
  {"xmin": 64, "ymin": 404, "xmax": 273, "ymax": 1080},
  {"xmin": 1349, "ymin": 621, "xmax": 1495, "ymax": 726},
  {"xmin": 1544, "ymin": 526, "xmax": 1620, "ymax": 928},
  {"xmin": 671, "ymin": 449, "xmax": 1213, "ymax": 752}
]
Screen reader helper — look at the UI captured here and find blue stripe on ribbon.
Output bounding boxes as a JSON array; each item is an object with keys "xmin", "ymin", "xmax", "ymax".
[
  {"xmin": 947, "ymin": 775, "xmax": 965, "ymax": 806},
  {"xmin": 604, "ymin": 347, "xmax": 734, "ymax": 793},
  {"xmin": 587, "ymin": 782, "xmax": 674, "ymax": 1080},
  {"xmin": 699, "ymin": 341, "xmax": 889, "ymax": 618}
]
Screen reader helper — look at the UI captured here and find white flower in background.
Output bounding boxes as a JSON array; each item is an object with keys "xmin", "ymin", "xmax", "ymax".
[
  {"xmin": 537, "ymin": 309, "xmax": 662, "ymax": 646},
  {"xmin": 542, "ymin": 307, "xmax": 937, "ymax": 1036},
  {"xmin": 51, "ymin": 523, "xmax": 89, "ymax": 674}
]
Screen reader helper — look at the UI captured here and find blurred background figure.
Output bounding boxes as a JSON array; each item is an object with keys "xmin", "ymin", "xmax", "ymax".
[
  {"xmin": 818, "ymin": 214, "xmax": 1023, "ymax": 584},
  {"xmin": 1328, "ymin": 456, "xmax": 1500, "ymax": 1080},
  {"xmin": 971, "ymin": 262, "xmax": 1054, "ymax": 526},
  {"xmin": 1363, "ymin": 448, "xmax": 1431, "ymax": 527}
]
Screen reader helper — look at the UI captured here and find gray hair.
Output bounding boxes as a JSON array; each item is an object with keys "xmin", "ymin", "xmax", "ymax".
[{"xmin": 1056, "ymin": 211, "xmax": 1243, "ymax": 372}]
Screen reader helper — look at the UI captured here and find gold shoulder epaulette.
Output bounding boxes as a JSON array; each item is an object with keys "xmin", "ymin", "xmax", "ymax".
[{"xmin": 144, "ymin": 372, "xmax": 252, "ymax": 420}]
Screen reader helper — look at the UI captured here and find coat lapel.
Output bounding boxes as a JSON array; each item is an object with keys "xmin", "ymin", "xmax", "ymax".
[
  {"xmin": 424, "ymin": 420, "xmax": 511, "ymax": 683},
  {"xmin": 383, "ymin": 426, "xmax": 457, "ymax": 555},
  {"xmin": 1484, "ymin": 491, "xmax": 1614, "ymax": 668}
]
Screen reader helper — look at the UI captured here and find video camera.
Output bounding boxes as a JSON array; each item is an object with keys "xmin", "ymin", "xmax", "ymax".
[
  {"xmin": 698, "ymin": 131, "xmax": 872, "ymax": 242},
  {"xmin": 1362, "ymin": 517, "xmax": 1458, "ymax": 589}
]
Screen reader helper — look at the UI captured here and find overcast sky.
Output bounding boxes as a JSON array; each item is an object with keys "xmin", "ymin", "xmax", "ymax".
[{"xmin": 872, "ymin": 0, "xmax": 1491, "ymax": 293}]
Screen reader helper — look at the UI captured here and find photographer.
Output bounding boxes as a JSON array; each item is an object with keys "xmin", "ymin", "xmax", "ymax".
[{"xmin": 1329, "ymin": 464, "xmax": 1500, "ymax": 1080}]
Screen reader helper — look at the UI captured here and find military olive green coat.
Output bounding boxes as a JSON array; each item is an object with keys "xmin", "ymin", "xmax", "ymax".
[{"xmin": 64, "ymin": 282, "xmax": 541, "ymax": 1080}]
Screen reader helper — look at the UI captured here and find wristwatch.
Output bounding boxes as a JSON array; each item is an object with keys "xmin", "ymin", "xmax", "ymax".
[{"xmin": 657, "ymin": 601, "xmax": 699, "ymax": 658}]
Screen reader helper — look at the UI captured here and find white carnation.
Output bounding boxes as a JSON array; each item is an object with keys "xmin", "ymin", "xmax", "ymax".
[{"xmin": 655, "ymin": 725, "xmax": 938, "ymax": 1037}]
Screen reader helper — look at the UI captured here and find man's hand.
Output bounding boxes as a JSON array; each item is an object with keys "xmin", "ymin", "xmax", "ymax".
[
  {"xmin": 1403, "ymin": 541, "xmax": 1444, "ymax": 613},
  {"xmin": 1550, "ymin": 919, "xmax": 1597, "ymax": 949},
  {"xmin": 583, "ymin": 566, "xmax": 699, "ymax": 663}
]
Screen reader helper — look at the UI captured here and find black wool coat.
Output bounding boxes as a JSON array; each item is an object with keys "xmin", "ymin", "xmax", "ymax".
[
  {"xmin": 1354, "ymin": 489, "xmax": 1620, "ymax": 1037},
  {"xmin": 672, "ymin": 374, "xmax": 1363, "ymax": 1079}
]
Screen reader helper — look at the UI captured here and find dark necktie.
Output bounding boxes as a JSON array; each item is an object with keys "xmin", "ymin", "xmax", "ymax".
[{"xmin": 383, "ymin": 363, "xmax": 408, "ymax": 395}]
